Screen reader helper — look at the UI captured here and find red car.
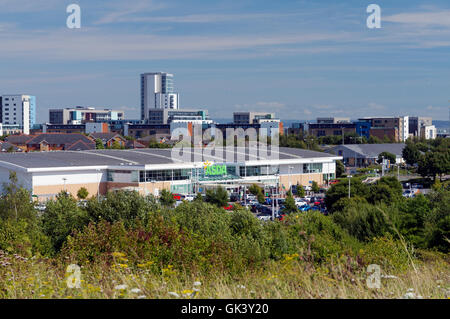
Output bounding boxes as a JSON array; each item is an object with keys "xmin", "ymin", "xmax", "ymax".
[
  {"xmin": 329, "ymin": 179, "xmax": 340, "ymax": 185},
  {"xmin": 223, "ymin": 204, "xmax": 233, "ymax": 210}
]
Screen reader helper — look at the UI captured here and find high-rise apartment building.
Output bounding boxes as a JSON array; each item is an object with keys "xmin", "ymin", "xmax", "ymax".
[
  {"xmin": 140, "ymin": 72, "xmax": 179, "ymax": 121},
  {"xmin": 0, "ymin": 95, "xmax": 36, "ymax": 135}
]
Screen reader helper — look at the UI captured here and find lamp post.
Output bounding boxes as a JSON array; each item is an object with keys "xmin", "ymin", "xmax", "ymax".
[
  {"xmin": 62, "ymin": 177, "xmax": 67, "ymax": 192},
  {"xmin": 288, "ymin": 166, "xmax": 294, "ymax": 193},
  {"xmin": 96, "ymin": 169, "xmax": 100, "ymax": 201},
  {"xmin": 348, "ymin": 175, "xmax": 352, "ymax": 199}
]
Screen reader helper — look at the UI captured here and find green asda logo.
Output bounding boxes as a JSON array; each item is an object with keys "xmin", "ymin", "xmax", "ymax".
[{"xmin": 204, "ymin": 164, "xmax": 227, "ymax": 176}]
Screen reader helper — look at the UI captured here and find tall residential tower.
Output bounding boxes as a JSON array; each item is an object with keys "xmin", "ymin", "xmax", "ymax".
[
  {"xmin": 0, "ymin": 94, "xmax": 36, "ymax": 134},
  {"xmin": 140, "ymin": 72, "xmax": 179, "ymax": 121}
]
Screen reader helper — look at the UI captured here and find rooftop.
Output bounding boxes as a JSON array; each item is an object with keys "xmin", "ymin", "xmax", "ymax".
[
  {"xmin": 327, "ymin": 143, "xmax": 406, "ymax": 157},
  {"xmin": 0, "ymin": 147, "xmax": 340, "ymax": 172}
]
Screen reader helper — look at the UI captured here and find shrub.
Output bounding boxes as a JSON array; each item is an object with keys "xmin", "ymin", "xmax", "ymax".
[
  {"xmin": 42, "ymin": 192, "xmax": 90, "ymax": 252},
  {"xmin": 332, "ymin": 202, "xmax": 400, "ymax": 242}
]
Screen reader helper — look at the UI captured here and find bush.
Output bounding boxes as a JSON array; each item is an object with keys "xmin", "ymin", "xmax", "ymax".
[
  {"xmin": 360, "ymin": 235, "xmax": 412, "ymax": 272},
  {"xmin": 42, "ymin": 192, "xmax": 90, "ymax": 252},
  {"xmin": 85, "ymin": 190, "xmax": 158, "ymax": 227},
  {"xmin": 332, "ymin": 202, "xmax": 400, "ymax": 242},
  {"xmin": 205, "ymin": 187, "xmax": 229, "ymax": 207}
]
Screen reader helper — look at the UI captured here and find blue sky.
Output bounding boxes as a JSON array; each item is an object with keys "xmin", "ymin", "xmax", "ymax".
[{"xmin": 0, "ymin": 0, "xmax": 450, "ymax": 123}]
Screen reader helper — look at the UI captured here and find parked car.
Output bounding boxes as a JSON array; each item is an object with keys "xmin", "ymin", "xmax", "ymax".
[
  {"xmin": 329, "ymin": 179, "xmax": 340, "ymax": 185},
  {"xmin": 300, "ymin": 205, "xmax": 311, "ymax": 212},
  {"xmin": 173, "ymin": 193, "xmax": 184, "ymax": 201},
  {"xmin": 303, "ymin": 185, "xmax": 312, "ymax": 191},
  {"xmin": 223, "ymin": 204, "xmax": 234, "ymax": 210},
  {"xmin": 184, "ymin": 194, "xmax": 195, "ymax": 201},
  {"xmin": 257, "ymin": 215, "xmax": 272, "ymax": 221},
  {"xmin": 402, "ymin": 189, "xmax": 417, "ymax": 198},
  {"xmin": 230, "ymin": 193, "xmax": 240, "ymax": 202}
]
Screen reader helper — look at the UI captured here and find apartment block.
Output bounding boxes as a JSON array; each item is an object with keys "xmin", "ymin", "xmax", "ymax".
[
  {"xmin": 0, "ymin": 95, "xmax": 36, "ymax": 135},
  {"xmin": 49, "ymin": 106, "xmax": 124, "ymax": 125}
]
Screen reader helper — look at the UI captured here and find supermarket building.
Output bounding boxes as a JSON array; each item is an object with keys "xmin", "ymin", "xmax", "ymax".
[{"xmin": 0, "ymin": 147, "xmax": 341, "ymax": 201}]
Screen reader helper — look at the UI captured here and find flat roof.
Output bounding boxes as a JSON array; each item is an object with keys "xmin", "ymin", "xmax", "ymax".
[{"xmin": 0, "ymin": 147, "xmax": 340, "ymax": 172}]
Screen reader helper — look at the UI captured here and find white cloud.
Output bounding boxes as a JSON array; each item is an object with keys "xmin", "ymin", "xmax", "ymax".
[{"xmin": 384, "ymin": 10, "xmax": 450, "ymax": 27}]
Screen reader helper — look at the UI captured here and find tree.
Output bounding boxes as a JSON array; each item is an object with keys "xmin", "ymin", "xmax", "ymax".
[
  {"xmin": 77, "ymin": 187, "xmax": 89, "ymax": 200},
  {"xmin": 42, "ymin": 191, "xmax": 89, "ymax": 251},
  {"xmin": 368, "ymin": 136, "xmax": 382, "ymax": 144},
  {"xmin": 110, "ymin": 140, "xmax": 124, "ymax": 149},
  {"xmin": 0, "ymin": 172, "xmax": 36, "ymax": 222},
  {"xmin": 377, "ymin": 152, "xmax": 396, "ymax": 165},
  {"xmin": 325, "ymin": 178, "xmax": 369, "ymax": 212},
  {"xmin": 311, "ymin": 181, "xmax": 320, "ymax": 193},
  {"xmin": 205, "ymin": 187, "xmax": 229, "ymax": 207},
  {"xmin": 194, "ymin": 192, "xmax": 204, "ymax": 202},
  {"xmin": 418, "ymin": 151, "xmax": 450, "ymax": 181},
  {"xmin": 249, "ymin": 184, "xmax": 265, "ymax": 204},
  {"xmin": 283, "ymin": 191, "xmax": 298, "ymax": 214},
  {"xmin": 159, "ymin": 189, "xmax": 176, "ymax": 207},
  {"xmin": 296, "ymin": 182, "xmax": 305, "ymax": 197},
  {"xmin": 335, "ymin": 160, "xmax": 345, "ymax": 178},
  {"xmin": 402, "ymin": 142, "xmax": 420, "ymax": 166},
  {"xmin": 95, "ymin": 138, "xmax": 104, "ymax": 149}
]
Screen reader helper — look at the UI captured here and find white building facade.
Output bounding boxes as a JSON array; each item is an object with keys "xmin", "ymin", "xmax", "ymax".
[
  {"xmin": 1, "ymin": 95, "xmax": 36, "ymax": 135},
  {"xmin": 141, "ymin": 72, "xmax": 179, "ymax": 121}
]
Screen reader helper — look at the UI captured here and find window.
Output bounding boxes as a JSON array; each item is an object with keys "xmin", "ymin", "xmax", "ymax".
[{"xmin": 303, "ymin": 163, "xmax": 322, "ymax": 173}]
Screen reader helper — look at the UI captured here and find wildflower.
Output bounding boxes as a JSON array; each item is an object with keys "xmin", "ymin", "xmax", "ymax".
[
  {"xmin": 237, "ymin": 285, "xmax": 246, "ymax": 289},
  {"xmin": 112, "ymin": 252, "xmax": 126, "ymax": 258},
  {"xmin": 193, "ymin": 281, "xmax": 202, "ymax": 287},
  {"xmin": 137, "ymin": 295, "xmax": 146, "ymax": 299},
  {"xmin": 114, "ymin": 284, "xmax": 128, "ymax": 290},
  {"xmin": 118, "ymin": 264, "xmax": 128, "ymax": 269},
  {"xmin": 168, "ymin": 292, "xmax": 180, "ymax": 298}
]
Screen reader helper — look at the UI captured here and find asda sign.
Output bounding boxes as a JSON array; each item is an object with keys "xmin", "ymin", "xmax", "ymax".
[{"xmin": 204, "ymin": 164, "xmax": 227, "ymax": 176}]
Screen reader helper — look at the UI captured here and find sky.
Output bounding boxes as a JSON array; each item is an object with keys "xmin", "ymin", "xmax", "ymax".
[{"xmin": 0, "ymin": 0, "xmax": 450, "ymax": 123}]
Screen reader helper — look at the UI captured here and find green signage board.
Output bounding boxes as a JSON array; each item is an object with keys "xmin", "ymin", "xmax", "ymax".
[{"xmin": 204, "ymin": 165, "xmax": 227, "ymax": 176}]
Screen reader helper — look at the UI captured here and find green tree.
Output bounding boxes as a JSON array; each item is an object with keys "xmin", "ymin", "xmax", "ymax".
[
  {"xmin": 311, "ymin": 181, "xmax": 320, "ymax": 193},
  {"xmin": 418, "ymin": 151, "xmax": 450, "ymax": 181},
  {"xmin": 325, "ymin": 178, "xmax": 369, "ymax": 212},
  {"xmin": 194, "ymin": 192, "xmax": 204, "ymax": 202},
  {"xmin": 95, "ymin": 138, "xmax": 104, "ymax": 149},
  {"xmin": 0, "ymin": 172, "xmax": 36, "ymax": 222},
  {"xmin": 283, "ymin": 191, "xmax": 298, "ymax": 214},
  {"xmin": 402, "ymin": 142, "xmax": 421, "ymax": 166},
  {"xmin": 249, "ymin": 184, "xmax": 265, "ymax": 204},
  {"xmin": 205, "ymin": 187, "xmax": 229, "ymax": 207},
  {"xmin": 159, "ymin": 189, "xmax": 176, "ymax": 207},
  {"xmin": 85, "ymin": 190, "xmax": 158, "ymax": 226},
  {"xmin": 42, "ymin": 191, "xmax": 89, "ymax": 251},
  {"xmin": 77, "ymin": 187, "xmax": 89, "ymax": 200},
  {"xmin": 335, "ymin": 160, "xmax": 345, "ymax": 178},
  {"xmin": 377, "ymin": 152, "xmax": 396, "ymax": 165},
  {"xmin": 296, "ymin": 183, "xmax": 305, "ymax": 197}
]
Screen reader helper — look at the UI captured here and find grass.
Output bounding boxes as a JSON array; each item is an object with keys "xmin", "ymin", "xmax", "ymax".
[{"xmin": 1, "ymin": 249, "xmax": 448, "ymax": 299}]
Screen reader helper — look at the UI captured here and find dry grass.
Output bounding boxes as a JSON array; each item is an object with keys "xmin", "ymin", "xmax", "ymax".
[{"xmin": 1, "ymin": 250, "xmax": 449, "ymax": 299}]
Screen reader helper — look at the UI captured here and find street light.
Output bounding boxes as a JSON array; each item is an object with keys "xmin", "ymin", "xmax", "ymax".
[
  {"xmin": 62, "ymin": 177, "xmax": 67, "ymax": 193},
  {"xmin": 288, "ymin": 166, "xmax": 294, "ymax": 192},
  {"xmin": 348, "ymin": 175, "xmax": 352, "ymax": 199}
]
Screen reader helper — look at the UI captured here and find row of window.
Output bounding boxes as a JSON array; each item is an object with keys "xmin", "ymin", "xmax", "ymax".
[{"xmin": 106, "ymin": 164, "xmax": 323, "ymax": 183}]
